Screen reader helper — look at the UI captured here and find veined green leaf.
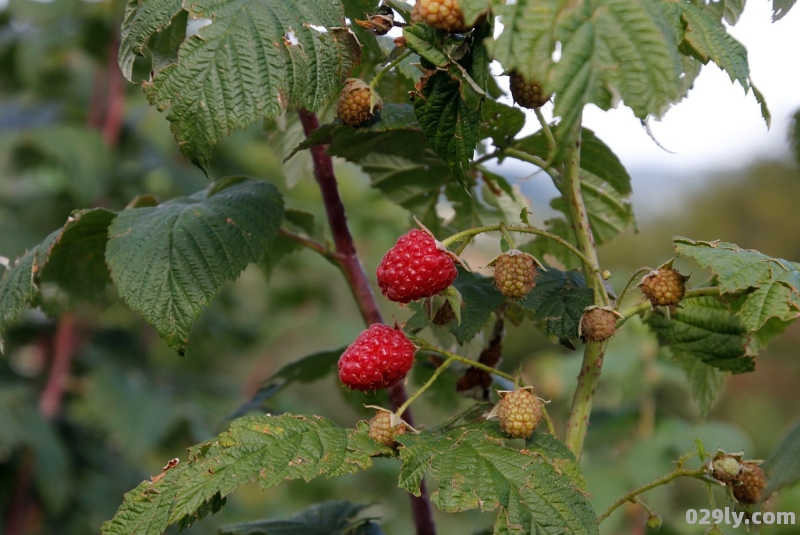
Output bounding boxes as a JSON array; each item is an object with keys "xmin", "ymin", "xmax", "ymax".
[
  {"xmin": 672, "ymin": 350, "xmax": 728, "ymax": 418},
  {"xmin": 127, "ymin": 0, "xmax": 360, "ymax": 167},
  {"xmin": 772, "ymin": 0, "xmax": 798, "ymax": 21},
  {"xmin": 646, "ymin": 296, "xmax": 754, "ymax": 374},
  {"xmin": 702, "ymin": 0, "xmax": 745, "ymax": 25},
  {"xmin": 518, "ymin": 267, "xmax": 594, "ymax": 341},
  {"xmin": 397, "ymin": 422, "xmax": 598, "ymax": 535},
  {"xmin": 525, "ymin": 430, "xmax": 588, "ymax": 490},
  {"xmin": 219, "ymin": 500, "xmax": 379, "ymax": 535},
  {"xmin": 101, "ymin": 416, "xmax": 389, "ymax": 535},
  {"xmin": 105, "ymin": 178, "xmax": 284, "ymax": 353},
  {"xmin": 414, "ymin": 70, "xmax": 481, "ymax": 189},
  {"xmin": 0, "ymin": 209, "xmax": 116, "ymax": 332},
  {"xmin": 765, "ymin": 420, "xmax": 800, "ymax": 494}
]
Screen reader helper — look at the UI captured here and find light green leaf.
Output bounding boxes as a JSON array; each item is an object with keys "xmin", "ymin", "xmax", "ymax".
[
  {"xmin": 703, "ymin": 0, "xmax": 745, "ymax": 25},
  {"xmin": 493, "ymin": 0, "xmax": 684, "ymax": 153},
  {"xmin": 403, "ymin": 24, "xmax": 449, "ymax": 66},
  {"xmin": 397, "ymin": 423, "xmax": 598, "ymax": 535},
  {"xmin": 101, "ymin": 416, "xmax": 388, "ymax": 535},
  {"xmin": 518, "ymin": 267, "xmax": 594, "ymax": 340},
  {"xmin": 219, "ymin": 500, "xmax": 378, "ymax": 535},
  {"xmin": 134, "ymin": 0, "xmax": 360, "ymax": 167},
  {"xmin": 646, "ymin": 296, "xmax": 754, "ymax": 373},
  {"xmin": 678, "ymin": 3, "xmax": 749, "ymax": 89},
  {"xmin": 525, "ymin": 430, "xmax": 587, "ymax": 490},
  {"xmin": 105, "ymin": 179, "xmax": 284, "ymax": 353},
  {"xmin": 414, "ymin": 70, "xmax": 481, "ymax": 189},
  {"xmin": 460, "ymin": 0, "xmax": 491, "ymax": 27},
  {"xmin": 772, "ymin": 0, "xmax": 798, "ymax": 21},
  {"xmin": 671, "ymin": 350, "xmax": 727, "ymax": 418},
  {"xmin": 765, "ymin": 420, "xmax": 800, "ymax": 494},
  {"xmin": 674, "ymin": 237, "xmax": 800, "ymax": 332}
]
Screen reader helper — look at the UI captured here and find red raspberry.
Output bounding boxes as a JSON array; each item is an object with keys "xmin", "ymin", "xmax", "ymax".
[
  {"xmin": 338, "ymin": 324, "xmax": 416, "ymax": 390},
  {"xmin": 376, "ymin": 229, "xmax": 458, "ymax": 303}
]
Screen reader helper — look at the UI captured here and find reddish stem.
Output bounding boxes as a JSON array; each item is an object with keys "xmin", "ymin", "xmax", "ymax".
[
  {"xmin": 39, "ymin": 312, "xmax": 79, "ymax": 419},
  {"xmin": 297, "ymin": 109, "xmax": 436, "ymax": 535}
]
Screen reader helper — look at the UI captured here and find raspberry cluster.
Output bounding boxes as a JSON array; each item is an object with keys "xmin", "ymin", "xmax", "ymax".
[
  {"xmin": 496, "ymin": 389, "xmax": 542, "ymax": 439},
  {"xmin": 336, "ymin": 79, "xmax": 381, "ymax": 127},
  {"xmin": 338, "ymin": 324, "xmax": 416, "ymax": 390},
  {"xmin": 368, "ymin": 411, "xmax": 407, "ymax": 447},
  {"xmin": 411, "ymin": 0, "xmax": 470, "ymax": 33},
  {"xmin": 639, "ymin": 267, "xmax": 688, "ymax": 307},
  {"xmin": 509, "ymin": 72, "xmax": 550, "ymax": 109},
  {"xmin": 493, "ymin": 250, "xmax": 537, "ymax": 299},
  {"xmin": 579, "ymin": 306, "xmax": 618, "ymax": 343},
  {"xmin": 376, "ymin": 229, "xmax": 458, "ymax": 303}
]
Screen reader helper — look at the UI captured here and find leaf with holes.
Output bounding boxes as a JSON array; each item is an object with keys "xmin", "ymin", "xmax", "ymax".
[
  {"xmin": 105, "ymin": 178, "xmax": 283, "ymax": 353},
  {"xmin": 101, "ymin": 415, "xmax": 389, "ymax": 535}
]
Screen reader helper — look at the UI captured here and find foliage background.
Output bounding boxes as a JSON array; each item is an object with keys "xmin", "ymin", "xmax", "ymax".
[{"xmin": 0, "ymin": 0, "xmax": 798, "ymax": 534}]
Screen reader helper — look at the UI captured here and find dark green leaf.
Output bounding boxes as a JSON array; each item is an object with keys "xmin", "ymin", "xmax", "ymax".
[
  {"xmin": 218, "ymin": 500, "xmax": 375, "ymax": 535},
  {"xmin": 119, "ymin": 0, "xmax": 183, "ymax": 79},
  {"xmin": 403, "ymin": 24, "xmax": 448, "ymax": 67},
  {"xmin": 671, "ymin": 350, "xmax": 727, "ymax": 418},
  {"xmin": 765, "ymin": 420, "xmax": 800, "ymax": 494},
  {"xmin": 447, "ymin": 269, "xmax": 507, "ymax": 344},
  {"xmin": 105, "ymin": 179, "xmax": 284, "ymax": 353},
  {"xmin": 480, "ymin": 100, "xmax": 525, "ymax": 149},
  {"xmin": 227, "ymin": 348, "xmax": 343, "ymax": 420},
  {"xmin": 101, "ymin": 416, "xmax": 388, "ymax": 535},
  {"xmin": 134, "ymin": 0, "xmax": 360, "ymax": 167},
  {"xmin": 149, "ymin": 9, "xmax": 188, "ymax": 75},
  {"xmin": 525, "ymin": 429, "xmax": 588, "ymax": 490},
  {"xmin": 397, "ymin": 422, "xmax": 598, "ymax": 534},
  {"xmin": 414, "ymin": 70, "xmax": 481, "ymax": 189},
  {"xmin": 518, "ymin": 267, "xmax": 594, "ymax": 340},
  {"xmin": 646, "ymin": 296, "xmax": 754, "ymax": 373}
]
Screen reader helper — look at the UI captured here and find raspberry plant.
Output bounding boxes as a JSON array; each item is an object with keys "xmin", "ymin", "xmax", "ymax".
[{"xmin": 1, "ymin": 0, "xmax": 800, "ymax": 534}]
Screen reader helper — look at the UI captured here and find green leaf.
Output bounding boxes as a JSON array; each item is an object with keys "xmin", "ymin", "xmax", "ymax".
[
  {"xmin": 0, "ymin": 209, "xmax": 116, "ymax": 331},
  {"xmin": 414, "ymin": 70, "xmax": 481, "ymax": 189},
  {"xmin": 397, "ymin": 422, "xmax": 598, "ymax": 535},
  {"xmin": 101, "ymin": 416, "xmax": 389, "ymax": 535},
  {"xmin": 444, "ymin": 269, "xmax": 507, "ymax": 344},
  {"xmin": 772, "ymin": 0, "xmax": 798, "ymax": 21},
  {"xmin": 105, "ymin": 178, "xmax": 284, "ymax": 353},
  {"xmin": 646, "ymin": 296, "xmax": 754, "ymax": 373},
  {"xmin": 119, "ymin": 0, "xmax": 183, "ymax": 79},
  {"xmin": 403, "ymin": 24, "xmax": 449, "ymax": 67},
  {"xmin": 674, "ymin": 237, "xmax": 800, "ymax": 333},
  {"xmin": 218, "ymin": 500, "xmax": 377, "ymax": 535},
  {"xmin": 678, "ymin": 3, "xmax": 749, "ymax": 90},
  {"xmin": 518, "ymin": 267, "xmax": 594, "ymax": 341},
  {"xmin": 133, "ymin": 0, "xmax": 360, "ymax": 167},
  {"xmin": 460, "ymin": 0, "xmax": 491, "ymax": 27},
  {"xmin": 671, "ymin": 350, "xmax": 727, "ymax": 418},
  {"xmin": 493, "ymin": 0, "xmax": 684, "ymax": 154},
  {"xmin": 702, "ymin": 0, "xmax": 745, "ymax": 25},
  {"xmin": 227, "ymin": 348, "xmax": 343, "ymax": 420},
  {"xmin": 149, "ymin": 9, "xmax": 188, "ymax": 75},
  {"xmin": 480, "ymin": 100, "xmax": 525, "ymax": 150},
  {"xmin": 525, "ymin": 429, "xmax": 588, "ymax": 491},
  {"xmin": 764, "ymin": 420, "xmax": 800, "ymax": 494}
]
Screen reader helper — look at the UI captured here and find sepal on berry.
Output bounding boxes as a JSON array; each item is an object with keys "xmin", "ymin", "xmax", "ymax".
[{"xmin": 367, "ymin": 407, "xmax": 409, "ymax": 448}]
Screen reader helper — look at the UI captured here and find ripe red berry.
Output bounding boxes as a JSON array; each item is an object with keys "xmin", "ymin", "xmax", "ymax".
[
  {"xmin": 338, "ymin": 324, "xmax": 416, "ymax": 390},
  {"xmin": 376, "ymin": 229, "xmax": 458, "ymax": 303}
]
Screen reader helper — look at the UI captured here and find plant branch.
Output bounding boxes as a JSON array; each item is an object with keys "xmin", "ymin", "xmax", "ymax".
[
  {"xmin": 534, "ymin": 108, "xmax": 556, "ymax": 151},
  {"xmin": 369, "ymin": 49, "xmax": 412, "ymax": 89},
  {"xmin": 598, "ymin": 468, "xmax": 706, "ymax": 523},
  {"xmin": 396, "ymin": 356, "xmax": 456, "ymax": 417},
  {"xmin": 616, "ymin": 286, "xmax": 727, "ymax": 327},
  {"xmin": 561, "ymin": 114, "xmax": 610, "ymax": 458},
  {"xmin": 297, "ymin": 109, "xmax": 436, "ymax": 535},
  {"xmin": 440, "ymin": 224, "xmax": 594, "ymax": 267},
  {"xmin": 614, "ymin": 267, "xmax": 653, "ymax": 311},
  {"xmin": 504, "ymin": 148, "xmax": 559, "ymax": 182},
  {"xmin": 40, "ymin": 312, "xmax": 80, "ymax": 419},
  {"xmin": 278, "ymin": 229, "xmax": 339, "ymax": 264}
]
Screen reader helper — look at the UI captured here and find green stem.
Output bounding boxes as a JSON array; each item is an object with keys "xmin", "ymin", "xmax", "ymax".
[
  {"xmin": 561, "ymin": 114, "xmax": 611, "ymax": 458},
  {"xmin": 504, "ymin": 148, "xmax": 559, "ymax": 182},
  {"xmin": 616, "ymin": 286, "xmax": 726, "ymax": 327},
  {"xmin": 598, "ymin": 469, "xmax": 706, "ymax": 523},
  {"xmin": 534, "ymin": 108, "xmax": 556, "ymax": 151},
  {"xmin": 440, "ymin": 224, "xmax": 594, "ymax": 267},
  {"xmin": 396, "ymin": 357, "xmax": 456, "ymax": 417},
  {"xmin": 614, "ymin": 267, "xmax": 654, "ymax": 311},
  {"xmin": 499, "ymin": 223, "xmax": 516, "ymax": 249},
  {"xmin": 369, "ymin": 49, "xmax": 412, "ymax": 89}
]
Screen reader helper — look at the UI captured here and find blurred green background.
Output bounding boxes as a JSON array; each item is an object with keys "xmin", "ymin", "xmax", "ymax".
[{"xmin": 1, "ymin": 0, "xmax": 799, "ymax": 534}]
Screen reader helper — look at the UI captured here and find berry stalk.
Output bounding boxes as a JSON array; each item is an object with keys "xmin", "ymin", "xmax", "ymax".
[
  {"xmin": 395, "ymin": 356, "xmax": 457, "ymax": 417},
  {"xmin": 369, "ymin": 49, "xmax": 412, "ymax": 90},
  {"xmin": 297, "ymin": 109, "xmax": 437, "ymax": 535}
]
